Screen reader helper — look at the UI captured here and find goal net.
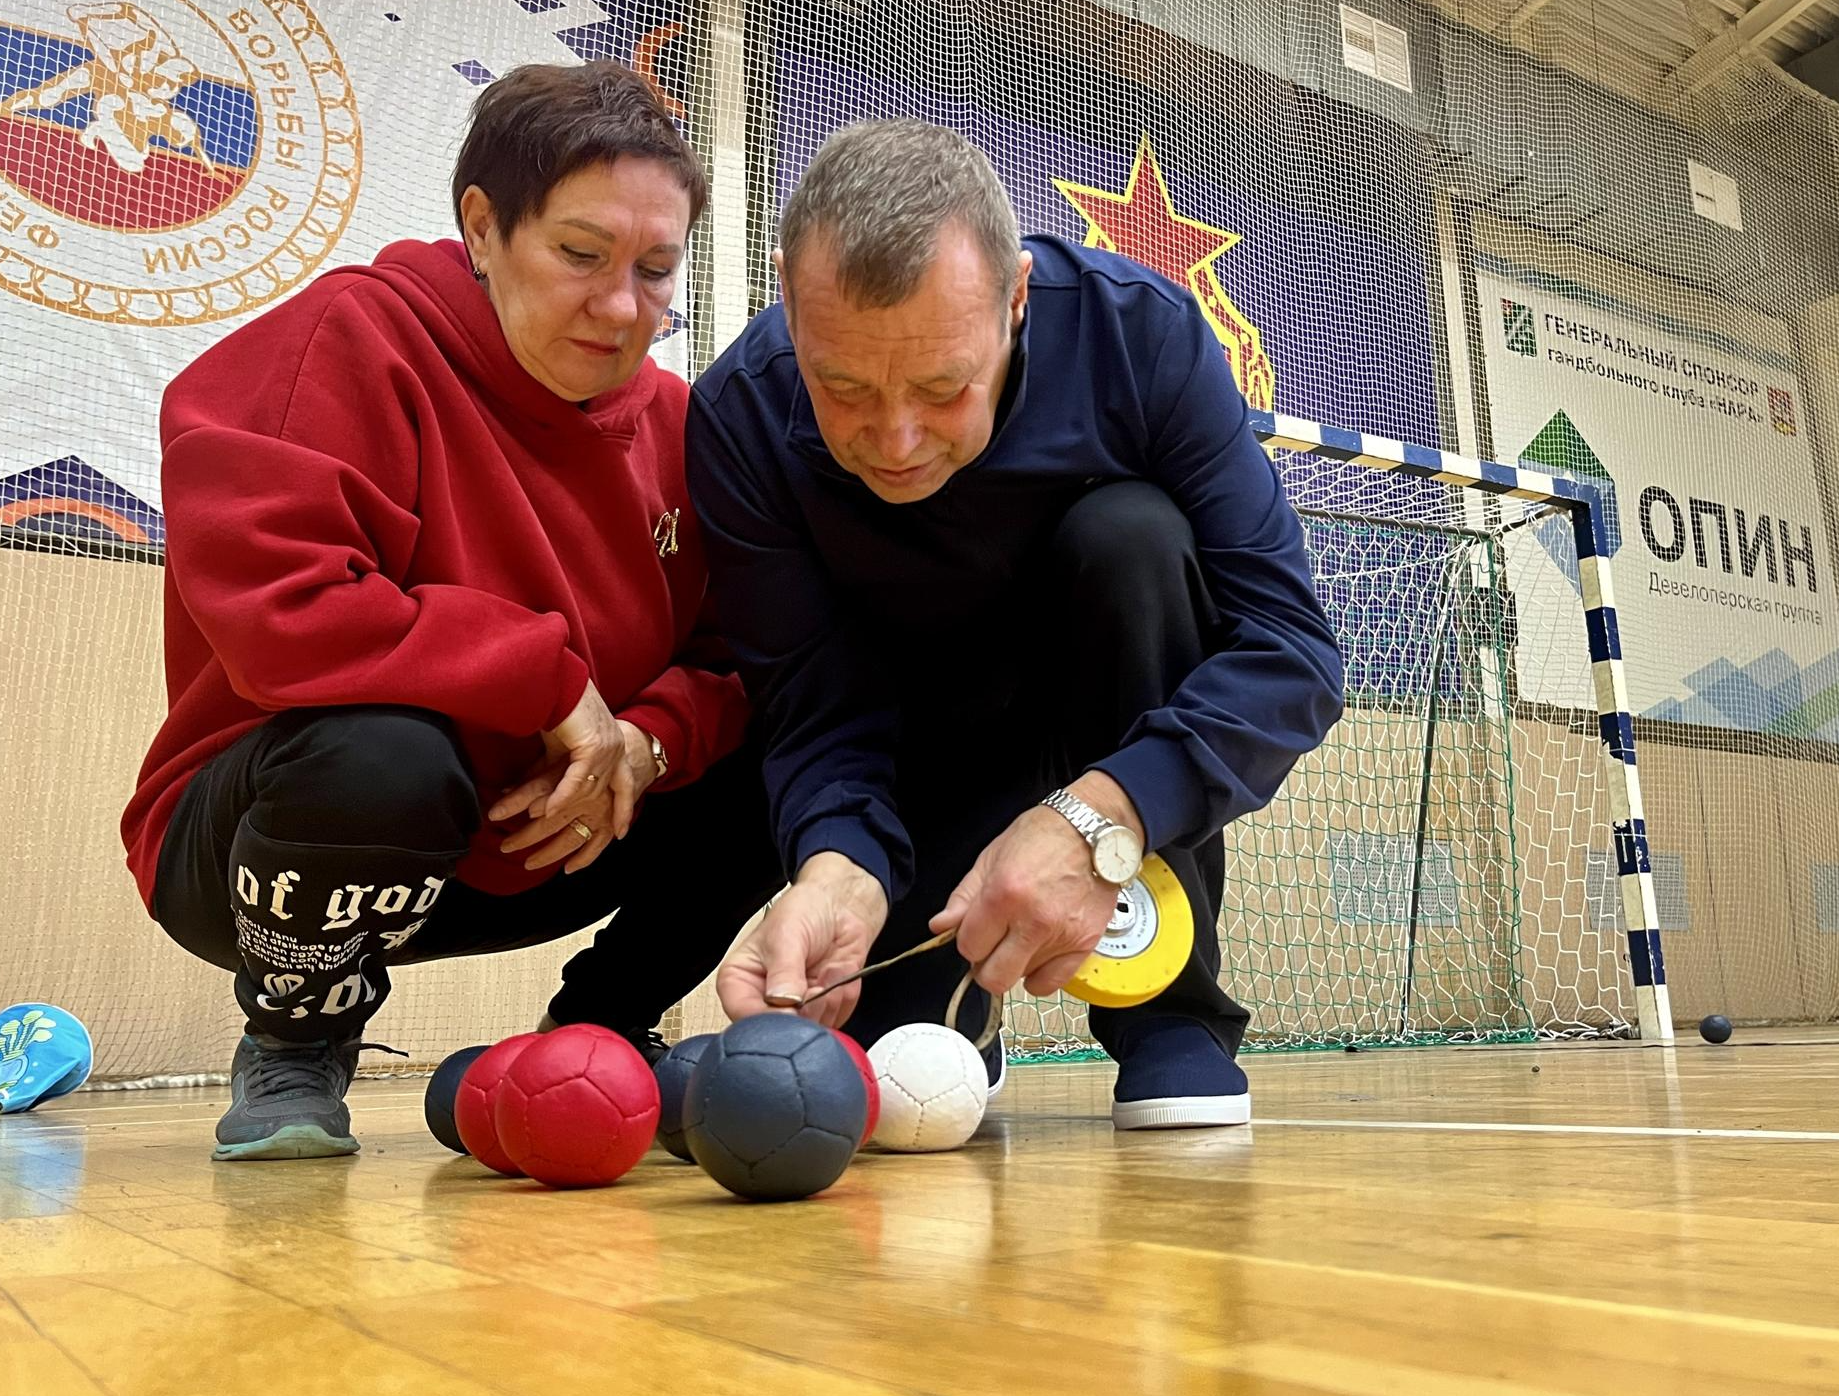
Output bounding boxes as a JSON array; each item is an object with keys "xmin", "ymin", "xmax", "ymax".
[
  {"xmin": 3, "ymin": 0, "xmax": 1835, "ymax": 1080},
  {"xmin": 1008, "ymin": 423, "xmax": 1638, "ymax": 1056}
]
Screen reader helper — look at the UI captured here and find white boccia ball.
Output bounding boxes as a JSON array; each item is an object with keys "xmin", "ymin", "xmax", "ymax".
[{"xmin": 866, "ymin": 1022, "xmax": 989, "ymax": 1153}]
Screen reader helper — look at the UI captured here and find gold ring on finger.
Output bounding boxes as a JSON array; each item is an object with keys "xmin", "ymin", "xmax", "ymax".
[{"xmin": 570, "ymin": 819, "xmax": 594, "ymax": 842}]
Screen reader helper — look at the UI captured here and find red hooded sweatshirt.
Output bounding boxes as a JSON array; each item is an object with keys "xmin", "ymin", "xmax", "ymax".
[{"xmin": 121, "ymin": 238, "xmax": 749, "ymax": 905}]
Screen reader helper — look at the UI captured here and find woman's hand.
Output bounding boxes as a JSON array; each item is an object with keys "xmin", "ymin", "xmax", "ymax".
[
  {"xmin": 496, "ymin": 771, "xmax": 617, "ymax": 873},
  {"xmin": 489, "ymin": 681, "xmax": 662, "ymax": 873}
]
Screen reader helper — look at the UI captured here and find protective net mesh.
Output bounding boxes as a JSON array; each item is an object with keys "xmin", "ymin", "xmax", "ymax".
[
  {"xmin": 2, "ymin": 0, "xmax": 1836, "ymax": 1080},
  {"xmin": 1004, "ymin": 460, "xmax": 1628, "ymax": 1057}
]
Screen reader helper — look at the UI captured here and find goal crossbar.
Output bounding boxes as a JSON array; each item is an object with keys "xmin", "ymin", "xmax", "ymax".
[{"xmin": 1250, "ymin": 409, "xmax": 1672, "ymax": 1041}]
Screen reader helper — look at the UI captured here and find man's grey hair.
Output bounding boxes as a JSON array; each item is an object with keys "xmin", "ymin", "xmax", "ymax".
[{"xmin": 779, "ymin": 120, "xmax": 1021, "ymax": 309}]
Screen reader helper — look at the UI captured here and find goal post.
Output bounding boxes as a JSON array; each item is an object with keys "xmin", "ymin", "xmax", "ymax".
[
  {"xmin": 1257, "ymin": 410, "xmax": 1677, "ymax": 1044},
  {"xmin": 1000, "ymin": 410, "xmax": 1673, "ymax": 1060},
  {"xmin": 1249, "ymin": 410, "xmax": 1670, "ymax": 1044}
]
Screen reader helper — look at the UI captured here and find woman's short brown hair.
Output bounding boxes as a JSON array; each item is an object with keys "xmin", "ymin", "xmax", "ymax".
[{"xmin": 450, "ymin": 61, "xmax": 708, "ymax": 235}]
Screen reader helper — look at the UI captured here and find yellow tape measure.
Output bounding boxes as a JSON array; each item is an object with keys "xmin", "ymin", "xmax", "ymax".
[{"xmin": 1065, "ymin": 853, "xmax": 1193, "ymax": 1009}]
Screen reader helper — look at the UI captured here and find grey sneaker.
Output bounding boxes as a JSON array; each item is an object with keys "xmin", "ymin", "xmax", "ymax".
[{"xmin": 213, "ymin": 1033, "xmax": 361, "ymax": 1161}]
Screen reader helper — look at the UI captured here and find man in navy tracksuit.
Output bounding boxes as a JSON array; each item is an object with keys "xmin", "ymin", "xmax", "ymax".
[{"xmin": 687, "ymin": 120, "xmax": 1343, "ymax": 1128}]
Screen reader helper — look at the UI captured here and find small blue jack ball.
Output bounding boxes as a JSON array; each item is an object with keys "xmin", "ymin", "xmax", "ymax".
[
  {"xmin": 425, "ymin": 1044, "xmax": 490, "ymax": 1153},
  {"xmin": 1699, "ymin": 1014, "xmax": 1733, "ymax": 1044},
  {"xmin": 684, "ymin": 1015, "xmax": 867, "ymax": 1202},
  {"xmin": 653, "ymin": 1033, "xmax": 717, "ymax": 1161}
]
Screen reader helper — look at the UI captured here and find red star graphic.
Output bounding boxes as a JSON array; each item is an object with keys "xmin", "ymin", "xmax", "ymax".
[
  {"xmin": 1054, "ymin": 135, "xmax": 1277, "ymax": 410},
  {"xmin": 1055, "ymin": 135, "xmax": 1240, "ymax": 282}
]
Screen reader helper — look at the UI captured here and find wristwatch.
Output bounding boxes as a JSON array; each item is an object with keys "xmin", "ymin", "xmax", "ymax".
[
  {"xmin": 644, "ymin": 730, "xmax": 668, "ymax": 782},
  {"xmin": 1040, "ymin": 788, "xmax": 1144, "ymax": 886}
]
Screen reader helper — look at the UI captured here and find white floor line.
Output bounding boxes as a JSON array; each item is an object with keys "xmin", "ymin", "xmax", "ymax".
[
  {"xmin": 0, "ymin": 1116, "xmax": 222, "ymax": 1134},
  {"xmin": 1, "ymin": 1090, "xmax": 429, "ymax": 1132},
  {"xmin": 1254, "ymin": 1117, "xmax": 1839, "ymax": 1142},
  {"xmin": 16, "ymin": 1088, "xmax": 427, "ymax": 1118},
  {"xmin": 11, "ymin": 1109, "xmax": 1838, "ymax": 1143}
]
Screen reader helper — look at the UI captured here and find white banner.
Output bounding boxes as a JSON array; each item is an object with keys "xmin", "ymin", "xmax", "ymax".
[
  {"xmin": 0, "ymin": 0, "xmax": 690, "ymax": 533},
  {"xmin": 1478, "ymin": 263, "xmax": 1835, "ymax": 738}
]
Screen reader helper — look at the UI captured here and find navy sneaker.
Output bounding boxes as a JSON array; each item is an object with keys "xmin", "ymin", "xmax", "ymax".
[
  {"xmin": 213, "ymin": 1033, "xmax": 361, "ymax": 1161},
  {"xmin": 623, "ymin": 1027, "xmax": 671, "ymax": 1068},
  {"xmin": 1110, "ymin": 1018, "xmax": 1250, "ymax": 1129},
  {"xmin": 536, "ymin": 1013, "xmax": 670, "ymax": 1067}
]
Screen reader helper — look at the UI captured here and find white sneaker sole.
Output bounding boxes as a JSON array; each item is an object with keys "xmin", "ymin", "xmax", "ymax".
[
  {"xmin": 987, "ymin": 1052, "xmax": 1007, "ymax": 1101},
  {"xmin": 1112, "ymin": 1092, "xmax": 1251, "ymax": 1130}
]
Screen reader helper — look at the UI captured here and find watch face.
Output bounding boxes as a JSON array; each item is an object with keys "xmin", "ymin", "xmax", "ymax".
[{"xmin": 1093, "ymin": 826, "xmax": 1144, "ymax": 885}]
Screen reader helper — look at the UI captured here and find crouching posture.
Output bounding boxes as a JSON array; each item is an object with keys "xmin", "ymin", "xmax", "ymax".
[
  {"xmin": 692, "ymin": 121, "xmax": 1344, "ymax": 1128},
  {"xmin": 122, "ymin": 61, "xmax": 781, "ymax": 1160}
]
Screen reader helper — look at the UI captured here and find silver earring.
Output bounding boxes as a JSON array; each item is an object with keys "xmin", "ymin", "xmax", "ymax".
[{"xmin": 472, "ymin": 267, "xmax": 487, "ymax": 285}]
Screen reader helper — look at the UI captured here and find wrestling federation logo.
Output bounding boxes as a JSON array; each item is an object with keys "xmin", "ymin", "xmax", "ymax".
[{"xmin": 0, "ymin": 2, "xmax": 360, "ymax": 325}]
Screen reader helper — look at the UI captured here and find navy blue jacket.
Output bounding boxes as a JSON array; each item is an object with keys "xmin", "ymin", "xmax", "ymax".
[{"xmin": 686, "ymin": 235, "xmax": 1344, "ymax": 900}]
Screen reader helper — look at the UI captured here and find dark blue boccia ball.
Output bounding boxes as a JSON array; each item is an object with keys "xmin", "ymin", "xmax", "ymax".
[
  {"xmin": 1700, "ymin": 1014, "xmax": 1733, "ymax": 1044},
  {"xmin": 684, "ymin": 1015, "xmax": 867, "ymax": 1202},
  {"xmin": 653, "ymin": 1033, "xmax": 717, "ymax": 1161},
  {"xmin": 425, "ymin": 1044, "xmax": 491, "ymax": 1153}
]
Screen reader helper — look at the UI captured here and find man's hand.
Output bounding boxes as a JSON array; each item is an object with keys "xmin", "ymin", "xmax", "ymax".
[
  {"xmin": 930, "ymin": 772, "xmax": 1145, "ymax": 998},
  {"xmin": 717, "ymin": 853, "xmax": 887, "ymax": 1028}
]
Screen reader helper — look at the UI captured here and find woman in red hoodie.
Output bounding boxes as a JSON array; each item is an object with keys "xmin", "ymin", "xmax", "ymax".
[{"xmin": 120, "ymin": 60, "xmax": 781, "ymax": 1160}]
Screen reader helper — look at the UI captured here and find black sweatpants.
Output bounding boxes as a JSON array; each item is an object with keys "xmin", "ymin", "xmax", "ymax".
[
  {"xmin": 151, "ymin": 481, "xmax": 1247, "ymax": 1055},
  {"xmin": 844, "ymin": 481, "xmax": 1251, "ymax": 1058},
  {"xmin": 150, "ymin": 706, "xmax": 784, "ymax": 1044}
]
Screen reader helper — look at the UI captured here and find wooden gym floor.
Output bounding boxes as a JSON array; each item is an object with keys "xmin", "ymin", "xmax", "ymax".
[{"xmin": 3, "ymin": 1035, "xmax": 1838, "ymax": 1396}]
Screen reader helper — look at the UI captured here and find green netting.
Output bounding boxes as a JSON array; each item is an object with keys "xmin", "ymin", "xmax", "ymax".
[{"xmin": 1002, "ymin": 492, "xmax": 1630, "ymax": 1060}]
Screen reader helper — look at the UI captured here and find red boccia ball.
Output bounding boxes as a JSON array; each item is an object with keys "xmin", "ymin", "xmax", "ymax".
[
  {"xmin": 493, "ymin": 1025, "xmax": 661, "ymax": 1188},
  {"xmin": 454, "ymin": 1032, "xmax": 542, "ymax": 1175},
  {"xmin": 833, "ymin": 1029, "xmax": 880, "ymax": 1147}
]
